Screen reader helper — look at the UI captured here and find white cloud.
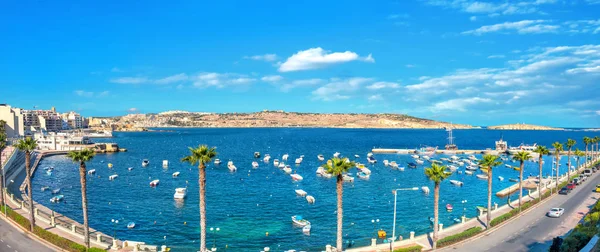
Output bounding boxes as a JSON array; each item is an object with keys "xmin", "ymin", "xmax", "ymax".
[
  {"xmin": 433, "ymin": 97, "xmax": 492, "ymax": 111},
  {"xmin": 424, "ymin": 0, "xmax": 556, "ymax": 16},
  {"xmin": 462, "ymin": 20, "xmax": 558, "ymax": 35},
  {"xmin": 368, "ymin": 94, "xmax": 383, "ymax": 101},
  {"xmin": 244, "ymin": 54, "xmax": 278, "ymax": 62},
  {"xmin": 192, "ymin": 72, "xmax": 256, "ymax": 88},
  {"xmin": 470, "ymin": 16, "xmax": 477, "ymax": 21},
  {"xmin": 111, "ymin": 67, "xmax": 123, "ymax": 72},
  {"xmin": 488, "ymin": 54, "xmax": 505, "ymax": 59},
  {"xmin": 154, "ymin": 73, "xmax": 188, "ymax": 84},
  {"xmin": 110, "ymin": 77, "xmax": 149, "ymax": 84},
  {"xmin": 312, "ymin": 77, "xmax": 372, "ymax": 101},
  {"xmin": 405, "ymin": 64, "xmax": 416, "ymax": 68},
  {"xmin": 128, "ymin": 108, "xmax": 138, "ymax": 113},
  {"xmin": 280, "ymin": 79, "xmax": 324, "ymax": 92},
  {"xmin": 278, "ymin": 47, "xmax": 374, "ymax": 72},
  {"xmin": 261, "ymin": 75, "xmax": 284, "ymax": 82},
  {"xmin": 388, "ymin": 13, "xmax": 410, "ymax": 19},
  {"xmin": 74, "ymin": 90, "xmax": 110, "ymax": 98},
  {"xmin": 366, "ymin": 82, "xmax": 400, "ymax": 90}
]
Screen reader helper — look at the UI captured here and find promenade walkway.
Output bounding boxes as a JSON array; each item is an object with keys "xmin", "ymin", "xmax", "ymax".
[{"xmin": 347, "ymin": 157, "xmax": 598, "ymax": 252}]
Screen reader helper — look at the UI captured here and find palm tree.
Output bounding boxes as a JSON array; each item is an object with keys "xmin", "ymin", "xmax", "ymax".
[
  {"xmin": 66, "ymin": 148, "xmax": 95, "ymax": 248},
  {"xmin": 181, "ymin": 145, "xmax": 217, "ymax": 252},
  {"xmin": 595, "ymin": 136, "xmax": 600, "ymax": 161},
  {"xmin": 552, "ymin": 142, "xmax": 563, "ymax": 193},
  {"xmin": 424, "ymin": 163, "xmax": 450, "ymax": 249},
  {"xmin": 321, "ymin": 157, "xmax": 355, "ymax": 251},
  {"xmin": 584, "ymin": 137, "xmax": 591, "ymax": 164},
  {"xmin": 565, "ymin": 139, "xmax": 576, "ymax": 182},
  {"xmin": 534, "ymin": 145, "xmax": 550, "ymax": 202},
  {"xmin": 512, "ymin": 151, "xmax": 532, "ymax": 213},
  {"xmin": 479, "ymin": 154, "xmax": 502, "ymax": 228},
  {"xmin": 0, "ymin": 120, "xmax": 6, "ymax": 212},
  {"xmin": 575, "ymin": 149, "xmax": 584, "ymax": 172},
  {"xmin": 14, "ymin": 137, "xmax": 37, "ymax": 232}
]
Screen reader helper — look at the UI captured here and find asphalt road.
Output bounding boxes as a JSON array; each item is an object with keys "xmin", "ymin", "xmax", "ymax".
[
  {"xmin": 0, "ymin": 216, "xmax": 54, "ymax": 252},
  {"xmin": 442, "ymin": 171, "xmax": 600, "ymax": 252}
]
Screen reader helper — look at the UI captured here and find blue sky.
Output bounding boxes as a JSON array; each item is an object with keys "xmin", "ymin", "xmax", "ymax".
[{"xmin": 1, "ymin": 0, "xmax": 599, "ymax": 127}]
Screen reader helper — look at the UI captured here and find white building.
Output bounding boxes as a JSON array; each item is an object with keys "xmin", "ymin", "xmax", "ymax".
[
  {"xmin": 62, "ymin": 111, "xmax": 83, "ymax": 129},
  {"xmin": 22, "ymin": 109, "xmax": 63, "ymax": 133},
  {"xmin": 0, "ymin": 104, "xmax": 25, "ymax": 138},
  {"xmin": 34, "ymin": 132, "xmax": 93, "ymax": 151}
]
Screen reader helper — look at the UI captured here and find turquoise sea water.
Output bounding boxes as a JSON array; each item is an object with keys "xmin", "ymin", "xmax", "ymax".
[{"xmin": 31, "ymin": 128, "xmax": 591, "ymax": 251}]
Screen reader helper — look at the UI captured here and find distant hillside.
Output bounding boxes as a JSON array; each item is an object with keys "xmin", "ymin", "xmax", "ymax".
[
  {"xmin": 101, "ymin": 111, "xmax": 476, "ymax": 129},
  {"xmin": 488, "ymin": 123, "xmax": 563, "ymax": 130}
]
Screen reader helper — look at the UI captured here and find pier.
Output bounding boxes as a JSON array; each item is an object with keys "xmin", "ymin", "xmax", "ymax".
[
  {"xmin": 495, "ymin": 178, "xmax": 545, "ymax": 197},
  {"xmin": 371, "ymin": 148, "xmax": 501, "ymax": 155}
]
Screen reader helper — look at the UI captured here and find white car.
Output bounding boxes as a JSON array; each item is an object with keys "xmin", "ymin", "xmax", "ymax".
[{"xmin": 547, "ymin": 208, "xmax": 565, "ymax": 218}]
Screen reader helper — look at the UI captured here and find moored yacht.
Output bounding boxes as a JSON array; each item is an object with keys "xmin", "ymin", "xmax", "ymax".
[
  {"xmin": 174, "ymin": 188, "xmax": 187, "ymax": 199},
  {"xmin": 252, "ymin": 161, "xmax": 259, "ymax": 168},
  {"xmin": 142, "ymin": 159, "xmax": 149, "ymax": 167},
  {"xmin": 227, "ymin": 161, "xmax": 237, "ymax": 172},
  {"xmin": 317, "ymin": 154, "xmax": 324, "ymax": 161}
]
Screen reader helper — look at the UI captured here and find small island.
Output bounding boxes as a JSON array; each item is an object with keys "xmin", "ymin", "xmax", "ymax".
[{"xmin": 487, "ymin": 123, "xmax": 563, "ymax": 130}]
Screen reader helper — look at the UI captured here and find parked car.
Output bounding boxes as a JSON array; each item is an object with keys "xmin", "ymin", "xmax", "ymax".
[
  {"xmin": 573, "ymin": 178, "xmax": 581, "ymax": 185},
  {"xmin": 584, "ymin": 169, "xmax": 592, "ymax": 177},
  {"xmin": 559, "ymin": 187, "xmax": 570, "ymax": 195},
  {"xmin": 596, "ymin": 184, "xmax": 600, "ymax": 193},
  {"xmin": 547, "ymin": 208, "xmax": 565, "ymax": 218},
  {"xmin": 567, "ymin": 183, "xmax": 576, "ymax": 190},
  {"xmin": 579, "ymin": 175, "xmax": 587, "ymax": 182},
  {"xmin": 593, "ymin": 167, "xmax": 598, "ymax": 173}
]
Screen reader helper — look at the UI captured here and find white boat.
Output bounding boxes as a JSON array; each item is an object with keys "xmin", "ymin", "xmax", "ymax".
[
  {"xmin": 450, "ymin": 155, "xmax": 459, "ymax": 160},
  {"xmin": 162, "ymin": 160, "xmax": 169, "ymax": 167},
  {"xmin": 174, "ymin": 188, "xmax": 187, "ymax": 199},
  {"xmin": 465, "ymin": 170, "xmax": 473, "ymax": 175},
  {"xmin": 449, "ymin": 180, "xmax": 463, "ymax": 186},
  {"xmin": 465, "ymin": 165, "xmax": 478, "ymax": 171},
  {"xmin": 383, "ymin": 160, "xmax": 389, "ymax": 166},
  {"xmin": 109, "ymin": 174, "xmax": 118, "ymax": 180},
  {"xmin": 448, "ymin": 165, "xmax": 458, "ymax": 171},
  {"xmin": 41, "ymin": 186, "xmax": 49, "ymax": 192},
  {"xmin": 142, "ymin": 159, "xmax": 149, "ymax": 167},
  {"xmin": 357, "ymin": 172, "xmax": 370, "ymax": 179},
  {"xmin": 421, "ymin": 186, "xmax": 430, "ymax": 194},
  {"xmin": 316, "ymin": 167, "xmax": 332, "ymax": 178},
  {"xmin": 505, "ymin": 164, "xmax": 511, "ymax": 168},
  {"xmin": 291, "ymin": 215, "xmax": 310, "ymax": 227},
  {"xmin": 333, "ymin": 152, "xmax": 340, "ymax": 158},
  {"xmin": 128, "ymin": 167, "xmax": 133, "ymax": 171},
  {"xmin": 468, "ymin": 155, "xmax": 478, "ymax": 161},
  {"xmin": 291, "ymin": 174, "xmax": 303, "ymax": 181},
  {"xmin": 476, "ymin": 174, "xmax": 488, "ymax": 180},
  {"xmin": 283, "ymin": 166, "xmax": 292, "ymax": 174},
  {"xmin": 149, "ymin": 179, "xmax": 160, "ymax": 187},
  {"xmin": 416, "ymin": 159, "xmax": 424, "ymax": 165},
  {"xmin": 254, "ymin": 152, "xmax": 261, "ymax": 158},
  {"xmin": 457, "ymin": 161, "xmax": 465, "ymax": 166},
  {"xmin": 52, "ymin": 188, "xmax": 61, "ymax": 194},
  {"xmin": 282, "ymin": 154, "xmax": 289, "ymax": 161},
  {"xmin": 252, "ymin": 161, "xmax": 259, "ymax": 168},
  {"xmin": 441, "ymin": 158, "xmax": 450, "ymax": 162},
  {"xmin": 360, "ymin": 167, "xmax": 372, "ymax": 175},
  {"xmin": 263, "ymin": 154, "xmax": 271, "ymax": 162},
  {"xmin": 273, "ymin": 159, "xmax": 280, "ymax": 166},
  {"xmin": 87, "ymin": 169, "xmax": 96, "ymax": 175},
  {"xmin": 399, "ymin": 167, "xmax": 405, "ymax": 171},
  {"xmin": 317, "ymin": 155, "xmax": 324, "ymax": 161},
  {"xmin": 172, "ymin": 172, "xmax": 180, "ymax": 177},
  {"xmin": 343, "ymin": 175, "xmax": 354, "ymax": 182},
  {"xmin": 411, "ymin": 154, "xmax": 419, "ymax": 159},
  {"xmin": 227, "ymin": 161, "xmax": 237, "ymax": 172},
  {"xmin": 389, "ymin": 161, "xmax": 399, "ymax": 169},
  {"xmin": 214, "ymin": 159, "xmax": 221, "ymax": 165},
  {"xmin": 303, "ymin": 225, "xmax": 311, "ymax": 234},
  {"xmin": 127, "ymin": 222, "xmax": 136, "ymax": 229},
  {"xmin": 50, "ymin": 195, "xmax": 64, "ymax": 203},
  {"xmin": 306, "ymin": 195, "xmax": 315, "ymax": 204},
  {"xmin": 295, "ymin": 158, "xmax": 303, "ymax": 164},
  {"xmin": 422, "ymin": 156, "xmax": 431, "ymax": 160},
  {"xmin": 295, "ymin": 189, "xmax": 307, "ymax": 197},
  {"xmin": 355, "ymin": 154, "xmax": 360, "ymax": 158},
  {"xmin": 367, "ymin": 156, "xmax": 376, "ymax": 164},
  {"xmin": 278, "ymin": 162, "xmax": 285, "ymax": 169},
  {"xmin": 498, "ymin": 176, "xmax": 504, "ymax": 181}
]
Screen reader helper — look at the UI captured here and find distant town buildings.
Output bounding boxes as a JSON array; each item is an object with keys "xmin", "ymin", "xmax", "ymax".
[{"xmin": 0, "ymin": 104, "xmax": 89, "ymax": 138}]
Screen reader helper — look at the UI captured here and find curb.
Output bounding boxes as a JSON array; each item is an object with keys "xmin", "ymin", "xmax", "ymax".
[{"xmin": 0, "ymin": 212, "xmax": 68, "ymax": 252}]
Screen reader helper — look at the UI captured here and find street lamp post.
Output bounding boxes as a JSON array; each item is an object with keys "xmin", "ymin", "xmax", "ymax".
[
  {"xmin": 371, "ymin": 219, "xmax": 379, "ymax": 238},
  {"xmin": 461, "ymin": 200, "xmax": 467, "ymax": 219},
  {"xmin": 2, "ymin": 166, "xmax": 6, "ymax": 216},
  {"xmin": 389, "ymin": 187, "xmax": 419, "ymax": 251},
  {"xmin": 111, "ymin": 219, "xmax": 119, "ymax": 240},
  {"xmin": 210, "ymin": 227, "xmax": 220, "ymax": 251}
]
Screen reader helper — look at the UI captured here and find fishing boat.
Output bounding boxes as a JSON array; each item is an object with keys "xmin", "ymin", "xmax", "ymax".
[
  {"xmin": 263, "ymin": 154, "xmax": 271, "ymax": 162},
  {"xmin": 128, "ymin": 167, "xmax": 134, "ymax": 171},
  {"xmin": 356, "ymin": 163, "xmax": 365, "ymax": 169},
  {"xmin": 278, "ymin": 162, "xmax": 285, "ymax": 169},
  {"xmin": 509, "ymin": 178, "xmax": 519, "ymax": 182},
  {"xmin": 446, "ymin": 204, "xmax": 453, "ymax": 211},
  {"xmin": 445, "ymin": 127, "xmax": 458, "ymax": 150},
  {"xmin": 355, "ymin": 154, "xmax": 360, "ymax": 158},
  {"xmin": 316, "ymin": 167, "xmax": 332, "ymax": 178},
  {"xmin": 273, "ymin": 159, "xmax": 280, "ymax": 166},
  {"xmin": 149, "ymin": 179, "xmax": 160, "ymax": 187},
  {"xmin": 109, "ymin": 174, "xmax": 118, "ymax": 180},
  {"xmin": 162, "ymin": 160, "xmax": 169, "ymax": 167},
  {"xmin": 291, "ymin": 174, "xmax": 303, "ymax": 181},
  {"xmin": 367, "ymin": 154, "xmax": 376, "ymax": 164},
  {"xmin": 52, "ymin": 188, "xmax": 61, "ymax": 194},
  {"xmin": 142, "ymin": 159, "xmax": 149, "ymax": 167},
  {"xmin": 432, "ymin": 160, "xmax": 443, "ymax": 164},
  {"xmin": 303, "ymin": 225, "xmax": 311, "ymax": 234},
  {"xmin": 416, "ymin": 159, "xmax": 424, "ymax": 165},
  {"xmin": 504, "ymin": 164, "xmax": 511, "ymax": 168},
  {"xmin": 306, "ymin": 195, "xmax": 315, "ymax": 204},
  {"xmin": 46, "ymin": 170, "xmax": 52, "ymax": 176},
  {"xmin": 50, "ymin": 195, "xmax": 64, "ymax": 203},
  {"xmin": 333, "ymin": 152, "xmax": 340, "ymax": 158},
  {"xmin": 476, "ymin": 174, "xmax": 488, "ymax": 180},
  {"xmin": 407, "ymin": 162, "xmax": 417, "ymax": 168},
  {"xmin": 41, "ymin": 186, "xmax": 49, "ymax": 192},
  {"xmin": 295, "ymin": 189, "xmax": 307, "ymax": 197},
  {"xmin": 469, "ymin": 155, "xmax": 477, "ymax": 161},
  {"xmin": 399, "ymin": 167, "xmax": 405, "ymax": 171},
  {"xmin": 421, "ymin": 186, "xmax": 430, "ymax": 194},
  {"xmin": 173, "ymin": 188, "xmax": 187, "ymax": 199},
  {"xmin": 450, "ymin": 155, "xmax": 459, "ymax": 160},
  {"xmin": 465, "ymin": 170, "xmax": 473, "ymax": 175},
  {"xmin": 465, "ymin": 165, "xmax": 478, "ymax": 171},
  {"xmin": 448, "ymin": 165, "xmax": 458, "ymax": 171},
  {"xmin": 422, "ymin": 156, "xmax": 431, "ymax": 161},
  {"xmin": 357, "ymin": 172, "xmax": 370, "ymax": 179},
  {"xmin": 449, "ymin": 180, "xmax": 463, "ymax": 186},
  {"xmin": 441, "ymin": 157, "xmax": 450, "ymax": 162},
  {"xmin": 127, "ymin": 222, "xmax": 136, "ymax": 229},
  {"xmin": 291, "ymin": 215, "xmax": 310, "ymax": 227},
  {"xmin": 317, "ymin": 154, "xmax": 324, "ymax": 161},
  {"xmin": 411, "ymin": 154, "xmax": 420, "ymax": 159},
  {"xmin": 254, "ymin": 152, "xmax": 261, "ymax": 158},
  {"xmin": 457, "ymin": 161, "xmax": 465, "ymax": 166},
  {"xmin": 360, "ymin": 167, "xmax": 372, "ymax": 175},
  {"xmin": 295, "ymin": 158, "xmax": 303, "ymax": 164},
  {"xmin": 227, "ymin": 161, "xmax": 237, "ymax": 172},
  {"xmin": 87, "ymin": 169, "xmax": 96, "ymax": 175},
  {"xmin": 214, "ymin": 159, "xmax": 221, "ymax": 165},
  {"xmin": 252, "ymin": 161, "xmax": 259, "ymax": 168},
  {"xmin": 172, "ymin": 172, "xmax": 180, "ymax": 177},
  {"xmin": 343, "ymin": 175, "xmax": 354, "ymax": 182},
  {"xmin": 283, "ymin": 166, "xmax": 292, "ymax": 174},
  {"xmin": 383, "ymin": 160, "xmax": 389, "ymax": 166},
  {"xmin": 498, "ymin": 176, "xmax": 504, "ymax": 181},
  {"xmin": 389, "ymin": 161, "xmax": 399, "ymax": 169},
  {"xmin": 108, "ymin": 163, "xmax": 113, "ymax": 168},
  {"xmin": 282, "ymin": 154, "xmax": 289, "ymax": 161}
]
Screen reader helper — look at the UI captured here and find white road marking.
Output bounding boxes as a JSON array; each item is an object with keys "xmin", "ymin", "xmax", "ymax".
[
  {"xmin": 7, "ymin": 244, "xmax": 11, "ymax": 248},
  {"xmin": 0, "ymin": 239, "xmax": 3, "ymax": 242}
]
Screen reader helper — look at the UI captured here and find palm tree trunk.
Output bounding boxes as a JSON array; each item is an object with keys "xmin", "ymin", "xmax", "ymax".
[
  {"xmin": 79, "ymin": 162, "xmax": 90, "ymax": 248},
  {"xmin": 586, "ymin": 145, "xmax": 589, "ymax": 163},
  {"xmin": 555, "ymin": 155, "xmax": 560, "ymax": 193},
  {"xmin": 538, "ymin": 155, "xmax": 543, "ymax": 202},
  {"xmin": 0, "ymin": 153, "xmax": 4, "ymax": 212},
  {"xmin": 486, "ymin": 168, "xmax": 492, "ymax": 228},
  {"xmin": 518, "ymin": 161, "xmax": 524, "ymax": 213},
  {"xmin": 432, "ymin": 182, "xmax": 440, "ymax": 249},
  {"xmin": 25, "ymin": 151, "xmax": 35, "ymax": 232},
  {"xmin": 198, "ymin": 163, "xmax": 207, "ymax": 252},
  {"xmin": 567, "ymin": 149, "xmax": 572, "ymax": 183},
  {"xmin": 336, "ymin": 174, "xmax": 343, "ymax": 251}
]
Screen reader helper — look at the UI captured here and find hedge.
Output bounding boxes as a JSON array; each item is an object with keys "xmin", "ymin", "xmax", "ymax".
[
  {"xmin": 437, "ymin": 227, "xmax": 483, "ymax": 248},
  {"xmin": 1, "ymin": 206, "xmax": 105, "ymax": 252},
  {"xmin": 393, "ymin": 245, "xmax": 423, "ymax": 252}
]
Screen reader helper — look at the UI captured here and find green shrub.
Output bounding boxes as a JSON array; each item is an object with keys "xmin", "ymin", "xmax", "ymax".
[
  {"xmin": 561, "ymin": 231, "xmax": 593, "ymax": 252},
  {"xmin": 393, "ymin": 245, "xmax": 422, "ymax": 252},
  {"xmin": 437, "ymin": 227, "xmax": 483, "ymax": 248}
]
